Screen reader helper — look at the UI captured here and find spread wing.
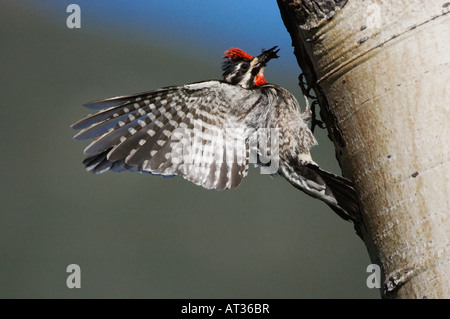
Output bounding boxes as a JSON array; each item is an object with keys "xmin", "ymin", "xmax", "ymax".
[{"xmin": 71, "ymin": 81, "xmax": 250, "ymax": 190}]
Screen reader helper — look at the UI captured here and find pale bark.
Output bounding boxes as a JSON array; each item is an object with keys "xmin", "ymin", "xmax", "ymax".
[{"xmin": 277, "ymin": 0, "xmax": 450, "ymax": 298}]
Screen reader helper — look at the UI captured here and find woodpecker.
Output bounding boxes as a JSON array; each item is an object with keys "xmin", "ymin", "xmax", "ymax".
[{"xmin": 72, "ymin": 46, "xmax": 359, "ymax": 221}]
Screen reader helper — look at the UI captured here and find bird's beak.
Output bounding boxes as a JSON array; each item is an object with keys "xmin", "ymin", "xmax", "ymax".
[
  {"xmin": 255, "ymin": 46, "xmax": 280, "ymax": 67},
  {"xmin": 252, "ymin": 47, "xmax": 279, "ymax": 87}
]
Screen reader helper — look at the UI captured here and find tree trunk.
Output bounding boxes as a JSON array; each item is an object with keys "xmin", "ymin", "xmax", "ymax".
[{"xmin": 277, "ymin": 0, "xmax": 450, "ymax": 298}]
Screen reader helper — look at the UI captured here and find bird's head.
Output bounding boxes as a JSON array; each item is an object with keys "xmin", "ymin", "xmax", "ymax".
[{"xmin": 222, "ymin": 46, "xmax": 279, "ymax": 89}]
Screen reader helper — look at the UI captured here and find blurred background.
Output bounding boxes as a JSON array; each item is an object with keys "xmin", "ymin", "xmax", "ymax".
[{"xmin": 0, "ymin": 0, "xmax": 378, "ymax": 298}]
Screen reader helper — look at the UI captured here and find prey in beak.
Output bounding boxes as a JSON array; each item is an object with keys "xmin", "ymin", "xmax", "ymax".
[{"xmin": 253, "ymin": 46, "xmax": 280, "ymax": 87}]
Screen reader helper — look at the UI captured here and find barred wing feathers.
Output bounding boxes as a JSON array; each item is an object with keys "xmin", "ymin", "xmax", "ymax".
[{"xmin": 71, "ymin": 81, "xmax": 249, "ymax": 190}]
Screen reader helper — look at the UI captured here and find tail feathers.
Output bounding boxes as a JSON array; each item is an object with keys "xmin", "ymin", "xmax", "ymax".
[
  {"xmin": 303, "ymin": 163, "xmax": 360, "ymax": 221},
  {"xmin": 282, "ymin": 161, "xmax": 360, "ymax": 223}
]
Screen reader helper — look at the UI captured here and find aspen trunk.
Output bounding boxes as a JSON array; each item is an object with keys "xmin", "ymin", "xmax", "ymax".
[{"xmin": 277, "ymin": 0, "xmax": 450, "ymax": 298}]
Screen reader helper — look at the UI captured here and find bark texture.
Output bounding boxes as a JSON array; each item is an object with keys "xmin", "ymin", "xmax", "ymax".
[{"xmin": 277, "ymin": 0, "xmax": 450, "ymax": 298}]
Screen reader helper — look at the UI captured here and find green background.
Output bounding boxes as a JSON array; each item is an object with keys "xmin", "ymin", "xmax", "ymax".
[{"xmin": 0, "ymin": 1, "xmax": 378, "ymax": 298}]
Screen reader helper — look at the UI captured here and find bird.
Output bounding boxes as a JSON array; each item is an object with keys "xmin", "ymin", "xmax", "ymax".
[{"xmin": 71, "ymin": 46, "xmax": 359, "ymax": 221}]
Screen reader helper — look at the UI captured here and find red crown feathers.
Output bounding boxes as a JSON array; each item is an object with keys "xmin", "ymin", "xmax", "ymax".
[{"xmin": 224, "ymin": 48, "xmax": 253, "ymax": 61}]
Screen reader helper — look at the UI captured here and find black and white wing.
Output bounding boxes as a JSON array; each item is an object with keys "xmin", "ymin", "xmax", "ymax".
[{"xmin": 71, "ymin": 81, "xmax": 249, "ymax": 190}]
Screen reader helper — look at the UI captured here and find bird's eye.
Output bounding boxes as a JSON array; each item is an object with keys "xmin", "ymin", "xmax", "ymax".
[{"xmin": 241, "ymin": 62, "xmax": 250, "ymax": 71}]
